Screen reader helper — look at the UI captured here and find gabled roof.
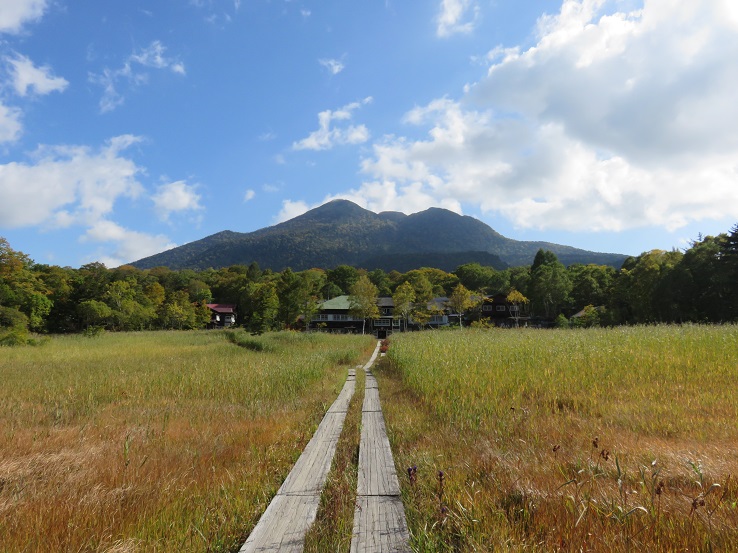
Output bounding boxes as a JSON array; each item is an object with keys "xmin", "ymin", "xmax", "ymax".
[
  {"xmin": 318, "ymin": 295, "xmax": 352, "ymax": 310},
  {"xmin": 207, "ymin": 303, "xmax": 236, "ymax": 314}
]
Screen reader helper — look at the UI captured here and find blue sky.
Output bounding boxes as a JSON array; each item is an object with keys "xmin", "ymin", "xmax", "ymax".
[{"xmin": 1, "ymin": 0, "xmax": 737, "ymax": 268}]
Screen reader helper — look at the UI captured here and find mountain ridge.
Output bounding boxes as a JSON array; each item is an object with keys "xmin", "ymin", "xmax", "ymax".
[{"xmin": 129, "ymin": 200, "xmax": 628, "ymax": 271}]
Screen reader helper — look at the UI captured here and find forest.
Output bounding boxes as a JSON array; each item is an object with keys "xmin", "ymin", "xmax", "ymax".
[{"xmin": 1, "ymin": 223, "xmax": 737, "ymax": 344}]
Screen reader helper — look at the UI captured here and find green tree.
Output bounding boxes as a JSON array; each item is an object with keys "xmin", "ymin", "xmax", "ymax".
[
  {"xmin": 610, "ymin": 250, "xmax": 682, "ymax": 323},
  {"xmin": 187, "ymin": 279, "xmax": 213, "ymax": 303},
  {"xmin": 455, "ymin": 263, "xmax": 500, "ymax": 293},
  {"xmin": 348, "ymin": 275, "xmax": 379, "ymax": 335},
  {"xmin": 327, "ymin": 265, "xmax": 359, "ymax": 294},
  {"xmin": 77, "ymin": 300, "xmax": 113, "ymax": 329},
  {"xmin": 721, "ymin": 224, "xmax": 738, "ymax": 320},
  {"xmin": 296, "ymin": 270, "xmax": 325, "ymax": 329},
  {"xmin": 392, "ymin": 281, "xmax": 415, "ymax": 332},
  {"xmin": 447, "ymin": 283, "xmax": 475, "ymax": 329},
  {"xmin": 529, "ymin": 251, "xmax": 571, "ymax": 319},
  {"xmin": 368, "ymin": 269, "xmax": 392, "ymax": 296},
  {"xmin": 247, "ymin": 281, "xmax": 279, "ymax": 334},
  {"xmin": 0, "ymin": 238, "xmax": 53, "ymax": 332},
  {"xmin": 506, "ymin": 289, "xmax": 529, "ymax": 328},
  {"xmin": 568, "ymin": 264, "xmax": 615, "ymax": 310},
  {"xmin": 277, "ymin": 269, "xmax": 304, "ymax": 328}
]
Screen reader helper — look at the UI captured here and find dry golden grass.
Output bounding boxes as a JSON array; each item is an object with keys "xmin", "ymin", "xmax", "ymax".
[
  {"xmin": 377, "ymin": 325, "xmax": 738, "ymax": 552},
  {"xmin": 0, "ymin": 330, "xmax": 374, "ymax": 552}
]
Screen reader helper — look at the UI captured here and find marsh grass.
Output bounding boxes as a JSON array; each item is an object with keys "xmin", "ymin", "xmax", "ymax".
[
  {"xmin": 0, "ymin": 330, "xmax": 373, "ymax": 552},
  {"xmin": 377, "ymin": 325, "xmax": 738, "ymax": 551}
]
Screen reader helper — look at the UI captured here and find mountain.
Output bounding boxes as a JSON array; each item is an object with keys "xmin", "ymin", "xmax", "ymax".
[{"xmin": 129, "ymin": 200, "xmax": 628, "ymax": 271}]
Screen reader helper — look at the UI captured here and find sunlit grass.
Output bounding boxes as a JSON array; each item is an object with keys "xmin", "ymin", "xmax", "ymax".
[
  {"xmin": 0, "ymin": 330, "xmax": 374, "ymax": 552},
  {"xmin": 377, "ymin": 325, "xmax": 738, "ymax": 551}
]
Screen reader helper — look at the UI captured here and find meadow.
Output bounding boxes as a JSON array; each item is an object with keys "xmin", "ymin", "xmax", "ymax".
[
  {"xmin": 0, "ymin": 330, "xmax": 374, "ymax": 552},
  {"xmin": 377, "ymin": 325, "xmax": 738, "ymax": 552}
]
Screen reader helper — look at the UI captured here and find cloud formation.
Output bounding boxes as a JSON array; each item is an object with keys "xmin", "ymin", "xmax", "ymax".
[
  {"xmin": 81, "ymin": 220, "xmax": 176, "ymax": 268},
  {"xmin": 0, "ymin": 135, "xmax": 143, "ymax": 229},
  {"xmin": 293, "ymin": 97, "xmax": 373, "ymax": 151},
  {"xmin": 0, "ymin": 103, "xmax": 22, "ymax": 144},
  {"xmin": 6, "ymin": 53, "xmax": 69, "ymax": 96},
  {"xmin": 151, "ymin": 180, "xmax": 203, "ymax": 221},
  {"xmin": 346, "ymin": 0, "xmax": 738, "ymax": 232},
  {"xmin": 0, "ymin": 0, "xmax": 47, "ymax": 34},
  {"xmin": 436, "ymin": 0, "xmax": 479, "ymax": 37},
  {"xmin": 90, "ymin": 41, "xmax": 186, "ymax": 113},
  {"xmin": 319, "ymin": 58, "xmax": 345, "ymax": 75}
]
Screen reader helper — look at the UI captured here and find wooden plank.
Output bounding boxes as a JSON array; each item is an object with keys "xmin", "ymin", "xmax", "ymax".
[
  {"xmin": 352, "ymin": 343, "xmax": 410, "ymax": 552},
  {"xmin": 279, "ymin": 412, "xmax": 346, "ymax": 494},
  {"xmin": 239, "ymin": 493, "xmax": 321, "ymax": 553},
  {"xmin": 357, "ymin": 411, "xmax": 401, "ymax": 497},
  {"xmin": 239, "ymin": 359, "xmax": 365, "ymax": 553},
  {"xmin": 350, "ymin": 496, "xmax": 410, "ymax": 553},
  {"xmin": 328, "ymin": 377, "xmax": 356, "ymax": 414},
  {"xmin": 362, "ymin": 385, "xmax": 382, "ymax": 413}
]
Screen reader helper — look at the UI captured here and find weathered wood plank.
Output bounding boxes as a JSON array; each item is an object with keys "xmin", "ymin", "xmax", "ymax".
[
  {"xmin": 352, "ymin": 343, "xmax": 410, "ymax": 552},
  {"xmin": 362, "ymin": 385, "xmax": 382, "ymax": 413},
  {"xmin": 238, "ymin": 357, "xmax": 367, "ymax": 553},
  {"xmin": 328, "ymin": 377, "xmax": 356, "ymax": 414},
  {"xmin": 279, "ymin": 412, "xmax": 347, "ymax": 494},
  {"xmin": 357, "ymin": 411, "xmax": 401, "ymax": 497},
  {"xmin": 350, "ymin": 496, "xmax": 410, "ymax": 553},
  {"xmin": 239, "ymin": 493, "xmax": 321, "ymax": 552}
]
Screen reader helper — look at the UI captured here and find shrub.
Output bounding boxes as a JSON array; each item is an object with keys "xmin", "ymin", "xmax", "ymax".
[{"xmin": 0, "ymin": 305, "xmax": 29, "ymax": 330}]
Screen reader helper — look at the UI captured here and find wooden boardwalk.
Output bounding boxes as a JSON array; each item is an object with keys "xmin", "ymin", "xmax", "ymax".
[
  {"xmin": 238, "ymin": 365, "xmax": 358, "ymax": 552},
  {"xmin": 238, "ymin": 341, "xmax": 408, "ymax": 552},
  {"xmin": 350, "ymin": 368, "xmax": 410, "ymax": 552},
  {"xmin": 239, "ymin": 342, "xmax": 385, "ymax": 552}
]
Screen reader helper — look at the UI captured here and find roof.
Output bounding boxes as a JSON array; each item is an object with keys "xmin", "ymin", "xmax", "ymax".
[
  {"xmin": 318, "ymin": 295, "xmax": 352, "ymax": 310},
  {"xmin": 207, "ymin": 303, "xmax": 236, "ymax": 314},
  {"xmin": 377, "ymin": 296, "xmax": 394, "ymax": 308}
]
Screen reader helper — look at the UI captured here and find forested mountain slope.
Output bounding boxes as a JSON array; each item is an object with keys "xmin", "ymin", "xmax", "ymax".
[{"xmin": 130, "ymin": 200, "xmax": 627, "ymax": 270}]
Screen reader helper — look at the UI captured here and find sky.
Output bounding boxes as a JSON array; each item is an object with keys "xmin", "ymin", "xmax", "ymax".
[{"xmin": 1, "ymin": 0, "xmax": 737, "ymax": 268}]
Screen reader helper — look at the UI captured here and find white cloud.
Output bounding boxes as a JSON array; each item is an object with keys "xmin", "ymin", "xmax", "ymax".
[
  {"xmin": 0, "ymin": 135, "xmax": 143, "ymax": 229},
  {"xmin": 6, "ymin": 53, "xmax": 69, "ymax": 96},
  {"xmin": 90, "ymin": 41, "xmax": 185, "ymax": 113},
  {"xmin": 319, "ymin": 58, "xmax": 345, "ymax": 75},
  {"xmin": 81, "ymin": 220, "xmax": 176, "ymax": 267},
  {"xmin": 0, "ymin": 0, "xmax": 47, "ymax": 34},
  {"xmin": 275, "ymin": 199, "xmax": 310, "ymax": 223},
  {"xmin": 131, "ymin": 41, "xmax": 186, "ymax": 74},
  {"xmin": 293, "ymin": 97, "xmax": 373, "ymax": 151},
  {"xmin": 243, "ymin": 189, "xmax": 256, "ymax": 202},
  {"xmin": 348, "ymin": 0, "xmax": 738, "ymax": 233},
  {"xmin": 436, "ymin": 0, "xmax": 479, "ymax": 37},
  {"xmin": 0, "ymin": 103, "xmax": 22, "ymax": 143},
  {"xmin": 151, "ymin": 180, "xmax": 203, "ymax": 220}
]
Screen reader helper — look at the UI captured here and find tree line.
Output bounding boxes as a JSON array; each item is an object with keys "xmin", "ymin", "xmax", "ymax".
[{"xmin": 1, "ymin": 224, "xmax": 737, "ymax": 343}]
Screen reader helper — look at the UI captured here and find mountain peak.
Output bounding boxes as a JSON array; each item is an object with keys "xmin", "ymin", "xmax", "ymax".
[{"xmin": 129, "ymin": 199, "xmax": 628, "ymax": 271}]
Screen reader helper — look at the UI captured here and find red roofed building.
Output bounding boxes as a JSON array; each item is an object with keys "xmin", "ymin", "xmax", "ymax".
[{"xmin": 206, "ymin": 304, "xmax": 237, "ymax": 328}]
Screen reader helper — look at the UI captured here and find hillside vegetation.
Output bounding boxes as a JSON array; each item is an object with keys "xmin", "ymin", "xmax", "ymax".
[{"xmin": 129, "ymin": 200, "xmax": 627, "ymax": 271}]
